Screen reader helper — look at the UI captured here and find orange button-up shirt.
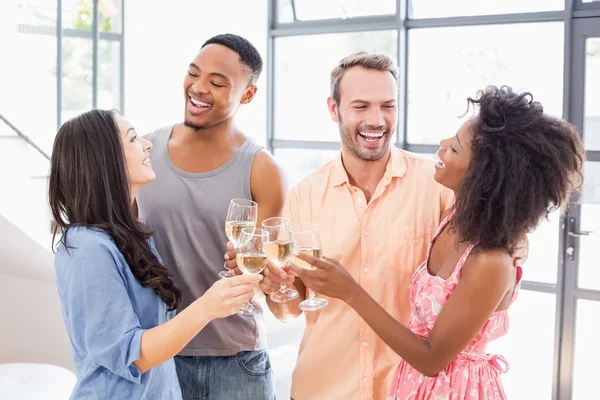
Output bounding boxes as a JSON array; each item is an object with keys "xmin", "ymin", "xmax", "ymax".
[{"xmin": 285, "ymin": 147, "xmax": 453, "ymax": 400}]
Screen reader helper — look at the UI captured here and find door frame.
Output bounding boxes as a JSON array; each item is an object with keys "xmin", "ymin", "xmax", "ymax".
[{"xmin": 557, "ymin": 16, "xmax": 600, "ymax": 400}]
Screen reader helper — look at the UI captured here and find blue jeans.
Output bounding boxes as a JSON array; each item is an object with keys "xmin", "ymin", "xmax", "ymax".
[{"xmin": 174, "ymin": 350, "xmax": 276, "ymax": 400}]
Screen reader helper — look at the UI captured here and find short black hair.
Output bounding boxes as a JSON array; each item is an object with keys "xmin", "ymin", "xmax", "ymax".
[
  {"xmin": 452, "ymin": 85, "xmax": 585, "ymax": 252},
  {"xmin": 202, "ymin": 33, "xmax": 263, "ymax": 84}
]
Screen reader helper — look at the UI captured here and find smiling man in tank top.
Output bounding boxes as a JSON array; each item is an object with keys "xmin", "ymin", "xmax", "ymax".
[{"xmin": 136, "ymin": 34, "xmax": 290, "ymax": 400}]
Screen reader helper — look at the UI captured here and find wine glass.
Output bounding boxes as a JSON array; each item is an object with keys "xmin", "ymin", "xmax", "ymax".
[
  {"xmin": 235, "ymin": 228, "xmax": 269, "ymax": 315},
  {"xmin": 220, "ymin": 198, "xmax": 258, "ymax": 279},
  {"xmin": 289, "ymin": 223, "xmax": 328, "ymax": 312},
  {"xmin": 262, "ymin": 217, "xmax": 299, "ymax": 303}
]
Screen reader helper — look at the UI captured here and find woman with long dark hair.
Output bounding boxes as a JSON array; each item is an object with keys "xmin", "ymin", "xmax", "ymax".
[
  {"xmin": 49, "ymin": 109, "xmax": 262, "ymax": 399},
  {"xmin": 289, "ymin": 86, "xmax": 585, "ymax": 399}
]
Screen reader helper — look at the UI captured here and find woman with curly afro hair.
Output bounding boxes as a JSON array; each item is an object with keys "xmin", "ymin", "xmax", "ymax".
[{"xmin": 288, "ymin": 85, "xmax": 585, "ymax": 399}]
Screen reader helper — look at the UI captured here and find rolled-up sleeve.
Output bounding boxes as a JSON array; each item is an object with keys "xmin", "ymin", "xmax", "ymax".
[{"xmin": 59, "ymin": 242, "xmax": 145, "ymax": 383}]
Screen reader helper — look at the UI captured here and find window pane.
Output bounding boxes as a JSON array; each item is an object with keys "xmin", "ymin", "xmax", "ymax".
[
  {"xmin": 277, "ymin": 0, "xmax": 395, "ymax": 23},
  {"xmin": 525, "ymin": 211, "xmax": 560, "ymax": 284},
  {"xmin": 487, "ymin": 291, "xmax": 556, "ymax": 399},
  {"xmin": 61, "ymin": 37, "xmax": 92, "ymax": 123},
  {"xmin": 409, "ymin": 0, "xmax": 563, "ymax": 19},
  {"xmin": 62, "ymin": 0, "xmax": 122, "ymax": 33},
  {"xmin": 0, "ymin": 2, "xmax": 57, "ymax": 153},
  {"xmin": 577, "ymin": 162, "xmax": 600, "ymax": 290},
  {"xmin": 274, "ymin": 148, "xmax": 339, "ymax": 188},
  {"xmin": 274, "ymin": 30, "xmax": 397, "ymax": 142},
  {"xmin": 98, "ymin": 40, "xmax": 121, "ymax": 110},
  {"xmin": 573, "ymin": 299, "xmax": 600, "ymax": 399},
  {"xmin": 407, "ymin": 22, "xmax": 563, "ymax": 145},
  {"xmin": 15, "ymin": 0, "xmax": 57, "ymax": 27},
  {"xmin": 584, "ymin": 38, "xmax": 600, "ymax": 150}
]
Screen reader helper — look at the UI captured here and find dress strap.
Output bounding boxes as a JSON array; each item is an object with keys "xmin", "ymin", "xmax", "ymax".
[
  {"xmin": 453, "ymin": 242, "xmax": 478, "ymax": 279},
  {"xmin": 432, "ymin": 209, "xmax": 456, "ymax": 242},
  {"xmin": 507, "ymin": 266, "xmax": 523, "ymax": 306}
]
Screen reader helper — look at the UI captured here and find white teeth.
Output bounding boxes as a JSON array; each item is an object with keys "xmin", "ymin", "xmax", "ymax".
[
  {"xmin": 189, "ymin": 96, "xmax": 211, "ymax": 107},
  {"xmin": 359, "ymin": 132, "xmax": 384, "ymax": 138},
  {"xmin": 142, "ymin": 158, "xmax": 150, "ymax": 166}
]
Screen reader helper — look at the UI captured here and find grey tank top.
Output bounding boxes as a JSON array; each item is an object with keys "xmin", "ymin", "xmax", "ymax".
[{"xmin": 136, "ymin": 125, "xmax": 266, "ymax": 356}]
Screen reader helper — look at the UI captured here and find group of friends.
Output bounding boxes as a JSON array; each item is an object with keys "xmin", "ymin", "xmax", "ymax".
[{"xmin": 49, "ymin": 33, "xmax": 585, "ymax": 399}]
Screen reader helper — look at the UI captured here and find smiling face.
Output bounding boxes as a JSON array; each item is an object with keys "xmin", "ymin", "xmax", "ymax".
[
  {"xmin": 183, "ymin": 44, "xmax": 256, "ymax": 130},
  {"xmin": 328, "ymin": 66, "xmax": 397, "ymax": 162},
  {"xmin": 434, "ymin": 119, "xmax": 474, "ymax": 191},
  {"xmin": 115, "ymin": 114, "xmax": 155, "ymax": 195}
]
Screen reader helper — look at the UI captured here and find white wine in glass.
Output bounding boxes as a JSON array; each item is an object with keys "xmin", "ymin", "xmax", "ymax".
[
  {"xmin": 235, "ymin": 228, "xmax": 269, "ymax": 316},
  {"xmin": 220, "ymin": 198, "xmax": 257, "ymax": 279},
  {"xmin": 290, "ymin": 223, "xmax": 328, "ymax": 312},
  {"xmin": 262, "ymin": 217, "xmax": 299, "ymax": 303}
]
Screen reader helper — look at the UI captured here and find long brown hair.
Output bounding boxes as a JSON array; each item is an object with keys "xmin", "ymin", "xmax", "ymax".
[{"xmin": 49, "ymin": 109, "xmax": 182, "ymax": 310}]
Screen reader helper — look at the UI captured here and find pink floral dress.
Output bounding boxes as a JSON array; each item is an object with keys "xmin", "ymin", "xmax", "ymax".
[{"xmin": 387, "ymin": 210, "xmax": 522, "ymax": 400}]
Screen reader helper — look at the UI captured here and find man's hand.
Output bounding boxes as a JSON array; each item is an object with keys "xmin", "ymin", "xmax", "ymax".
[
  {"xmin": 513, "ymin": 234, "xmax": 529, "ymax": 268},
  {"xmin": 260, "ymin": 261, "xmax": 295, "ymax": 294},
  {"xmin": 224, "ymin": 241, "xmax": 242, "ymax": 276}
]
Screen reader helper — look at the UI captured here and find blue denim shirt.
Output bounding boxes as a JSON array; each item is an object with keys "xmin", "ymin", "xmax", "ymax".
[{"xmin": 54, "ymin": 227, "xmax": 182, "ymax": 400}]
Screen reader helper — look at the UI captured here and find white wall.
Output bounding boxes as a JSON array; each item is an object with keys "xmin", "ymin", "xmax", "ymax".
[
  {"xmin": 123, "ymin": 0, "xmax": 268, "ymax": 147},
  {"xmin": 0, "ymin": 273, "xmax": 73, "ymax": 371}
]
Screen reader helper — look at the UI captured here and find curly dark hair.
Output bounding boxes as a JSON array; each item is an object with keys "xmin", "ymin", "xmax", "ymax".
[
  {"xmin": 452, "ymin": 85, "xmax": 585, "ymax": 252},
  {"xmin": 49, "ymin": 109, "xmax": 182, "ymax": 310}
]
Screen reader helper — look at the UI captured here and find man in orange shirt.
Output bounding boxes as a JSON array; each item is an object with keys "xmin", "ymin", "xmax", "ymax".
[
  {"xmin": 260, "ymin": 51, "xmax": 451, "ymax": 399},
  {"xmin": 262, "ymin": 51, "xmax": 524, "ymax": 399}
]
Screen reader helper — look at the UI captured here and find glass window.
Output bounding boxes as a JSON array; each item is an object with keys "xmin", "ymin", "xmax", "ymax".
[
  {"xmin": 407, "ymin": 22, "xmax": 564, "ymax": 145},
  {"xmin": 274, "ymin": 30, "xmax": 397, "ymax": 142},
  {"xmin": 277, "ymin": 0, "xmax": 395, "ymax": 23},
  {"xmin": 61, "ymin": 37, "xmax": 93, "ymax": 123},
  {"xmin": 14, "ymin": 0, "xmax": 58, "ymax": 26},
  {"xmin": 572, "ymin": 299, "xmax": 600, "ymax": 399},
  {"xmin": 274, "ymin": 148, "xmax": 339, "ymax": 188},
  {"xmin": 524, "ymin": 211, "xmax": 561, "ymax": 284},
  {"xmin": 98, "ymin": 40, "xmax": 121, "ymax": 110},
  {"xmin": 62, "ymin": 0, "xmax": 122, "ymax": 33},
  {"xmin": 584, "ymin": 38, "xmax": 600, "ymax": 150},
  {"xmin": 409, "ymin": 0, "xmax": 563, "ymax": 19},
  {"xmin": 577, "ymin": 162, "xmax": 600, "ymax": 291},
  {"xmin": 0, "ymin": 6, "xmax": 56, "ymax": 153},
  {"xmin": 487, "ymin": 291, "xmax": 556, "ymax": 399}
]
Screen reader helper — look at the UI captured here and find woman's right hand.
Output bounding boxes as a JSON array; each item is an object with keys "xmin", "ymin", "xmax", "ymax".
[{"xmin": 200, "ymin": 274, "xmax": 263, "ymax": 320}]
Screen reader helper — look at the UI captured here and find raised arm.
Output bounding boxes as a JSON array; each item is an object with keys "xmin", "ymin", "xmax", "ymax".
[
  {"xmin": 59, "ymin": 242, "xmax": 261, "ymax": 377},
  {"xmin": 290, "ymin": 250, "xmax": 514, "ymax": 376}
]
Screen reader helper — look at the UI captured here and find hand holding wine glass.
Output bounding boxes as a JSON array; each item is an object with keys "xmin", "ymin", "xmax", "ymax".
[
  {"xmin": 220, "ymin": 198, "xmax": 258, "ymax": 279},
  {"xmin": 289, "ymin": 223, "xmax": 328, "ymax": 312},
  {"xmin": 234, "ymin": 227, "xmax": 269, "ymax": 316},
  {"xmin": 261, "ymin": 217, "xmax": 299, "ymax": 303}
]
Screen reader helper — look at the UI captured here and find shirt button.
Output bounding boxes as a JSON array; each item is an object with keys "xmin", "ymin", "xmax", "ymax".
[
  {"xmin": 362, "ymin": 341, "xmax": 368, "ymax": 347},
  {"xmin": 364, "ymin": 230, "xmax": 369, "ymax": 236},
  {"xmin": 363, "ymin": 377, "xmax": 368, "ymax": 383},
  {"xmin": 363, "ymin": 267, "xmax": 369, "ymax": 273}
]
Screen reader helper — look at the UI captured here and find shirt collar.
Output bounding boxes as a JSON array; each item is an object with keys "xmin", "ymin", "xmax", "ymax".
[{"xmin": 331, "ymin": 146, "xmax": 407, "ymax": 188}]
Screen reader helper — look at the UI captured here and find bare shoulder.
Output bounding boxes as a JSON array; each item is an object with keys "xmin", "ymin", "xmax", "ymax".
[
  {"xmin": 252, "ymin": 149, "xmax": 280, "ymax": 171},
  {"xmin": 463, "ymin": 248, "xmax": 514, "ymax": 284},
  {"xmin": 251, "ymin": 149, "xmax": 287, "ymax": 194}
]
